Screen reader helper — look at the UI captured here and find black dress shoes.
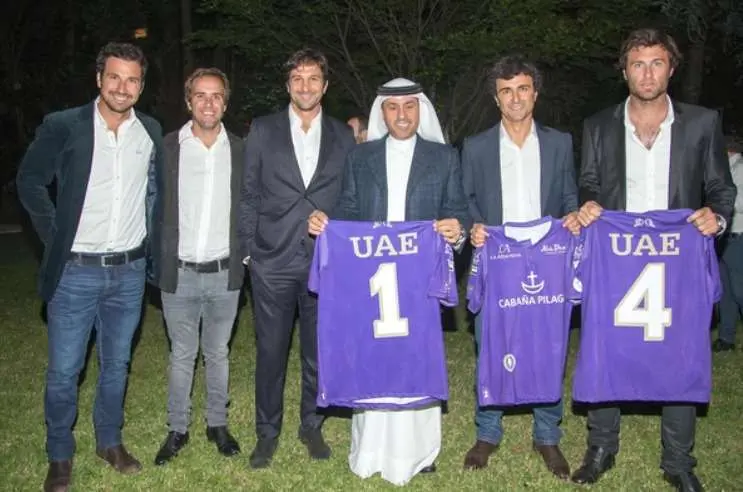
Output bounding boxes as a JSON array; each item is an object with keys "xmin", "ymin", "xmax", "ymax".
[
  {"xmin": 154, "ymin": 431, "xmax": 190, "ymax": 466},
  {"xmin": 664, "ymin": 472, "xmax": 704, "ymax": 492},
  {"xmin": 206, "ymin": 426, "xmax": 241, "ymax": 457},
  {"xmin": 298, "ymin": 428, "xmax": 331, "ymax": 460},
  {"xmin": 419, "ymin": 462, "xmax": 436, "ymax": 473},
  {"xmin": 533, "ymin": 444, "xmax": 570, "ymax": 480},
  {"xmin": 96, "ymin": 444, "xmax": 142, "ymax": 474},
  {"xmin": 44, "ymin": 460, "xmax": 72, "ymax": 492},
  {"xmin": 463, "ymin": 440, "xmax": 499, "ymax": 470},
  {"xmin": 249, "ymin": 438, "xmax": 278, "ymax": 469},
  {"xmin": 712, "ymin": 339, "xmax": 735, "ymax": 352},
  {"xmin": 570, "ymin": 446, "xmax": 615, "ymax": 484}
]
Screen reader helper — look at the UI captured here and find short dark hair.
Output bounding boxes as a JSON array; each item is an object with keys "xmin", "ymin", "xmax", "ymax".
[
  {"xmin": 349, "ymin": 115, "xmax": 368, "ymax": 131},
  {"xmin": 184, "ymin": 67, "xmax": 231, "ymax": 105},
  {"xmin": 486, "ymin": 55, "xmax": 543, "ymax": 95},
  {"xmin": 95, "ymin": 42, "xmax": 148, "ymax": 78},
  {"xmin": 283, "ymin": 48, "xmax": 328, "ymax": 83},
  {"xmin": 618, "ymin": 28, "xmax": 682, "ymax": 70}
]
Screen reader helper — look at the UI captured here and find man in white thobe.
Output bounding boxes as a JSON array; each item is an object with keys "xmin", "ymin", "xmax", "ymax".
[{"xmin": 308, "ymin": 78, "xmax": 470, "ymax": 485}]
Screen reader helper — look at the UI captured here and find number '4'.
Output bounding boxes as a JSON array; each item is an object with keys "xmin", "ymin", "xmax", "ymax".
[{"xmin": 614, "ymin": 262, "xmax": 672, "ymax": 341}]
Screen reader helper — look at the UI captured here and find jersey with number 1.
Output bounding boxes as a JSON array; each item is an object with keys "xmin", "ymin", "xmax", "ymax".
[
  {"xmin": 468, "ymin": 217, "xmax": 580, "ymax": 406},
  {"xmin": 573, "ymin": 209, "xmax": 720, "ymax": 403},
  {"xmin": 308, "ymin": 220, "xmax": 456, "ymax": 410}
]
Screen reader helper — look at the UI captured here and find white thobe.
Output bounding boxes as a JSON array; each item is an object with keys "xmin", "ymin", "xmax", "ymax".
[{"xmin": 349, "ymin": 135, "xmax": 441, "ymax": 486}]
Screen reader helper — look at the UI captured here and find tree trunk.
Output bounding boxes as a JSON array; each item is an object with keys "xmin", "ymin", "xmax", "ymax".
[{"xmin": 681, "ymin": 38, "xmax": 705, "ymax": 104}]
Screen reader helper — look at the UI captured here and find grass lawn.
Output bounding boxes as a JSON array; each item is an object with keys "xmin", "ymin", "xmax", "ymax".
[{"xmin": 1, "ymin": 234, "xmax": 742, "ymax": 491}]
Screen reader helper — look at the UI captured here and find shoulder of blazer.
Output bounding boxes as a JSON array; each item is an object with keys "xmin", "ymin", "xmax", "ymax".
[
  {"xmin": 416, "ymin": 137, "xmax": 454, "ymax": 157},
  {"xmin": 135, "ymin": 111, "xmax": 163, "ymax": 143},
  {"xmin": 585, "ymin": 103, "xmax": 623, "ymax": 130},
  {"xmin": 226, "ymin": 130, "xmax": 243, "ymax": 149},
  {"xmin": 536, "ymin": 123, "xmax": 572, "ymax": 149},
  {"xmin": 42, "ymin": 103, "xmax": 94, "ymax": 139},
  {"xmin": 347, "ymin": 139, "xmax": 384, "ymax": 163},
  {"xmin": 672, "ymin": 100, "xmax": 717, "ymax": 125},
  {"xmin": 462, "ymin": 124, "xmax": 499, "ymax": 150},
  {"xmin": 163, "ymin": 130, "xmax": 179, "ymax": 148}
]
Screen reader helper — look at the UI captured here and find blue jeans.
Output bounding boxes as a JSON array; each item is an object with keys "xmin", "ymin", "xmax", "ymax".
[
  {"xmin": 161, "ymin": 267, "xmax": 239, "ymax": 433},
  {"xmin": 473, "ymin": 314, "xmax": 563, "ymax": 445},
  {"xmin": 45, "ymin": 257, "xmax": 146, "ymax": 461},
  {"xmin": 718, "ymin": 234, "xmax": 743, "ymax": 344}
]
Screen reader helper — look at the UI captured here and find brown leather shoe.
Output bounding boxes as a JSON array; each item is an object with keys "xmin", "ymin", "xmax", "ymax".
[
  {"xmin": 44, "ymin": 460, "xmax": 72, "ymax": 492},
  {"xmin": 533, "ymin": 444, "xmax": 570, "ymax": 480},
  {"xmin": 463, "ymin": 440, "xmax": 499, "ymax": 470},
  {"xmin": 96, "ymin": 444, "xmax": 142, "ymax": 474}
]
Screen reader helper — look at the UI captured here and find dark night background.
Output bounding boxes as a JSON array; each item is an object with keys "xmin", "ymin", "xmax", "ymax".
[{"xmin": 2, "ymin": 0, "xmax": 742, "ymax": 203}]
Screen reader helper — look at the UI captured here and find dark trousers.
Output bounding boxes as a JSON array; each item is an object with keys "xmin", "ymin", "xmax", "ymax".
[
  {"xmin": 587, "ymin": 405, "xmax": 697, "ymax": 474},
  {"xmin": 249, "ymin": 250, "xmax": 323, "ymax": 440},
  {"xmin": 718, "ymin": 233, "xmax": 743, "ymax": 343}
]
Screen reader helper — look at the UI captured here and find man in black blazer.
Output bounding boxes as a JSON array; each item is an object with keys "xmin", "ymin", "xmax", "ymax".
[
  {"xmin": 573, "ymin": 29, "xmax": 735, "ymax": 492},
  {"xmin": 461, "ymin": 55, "xmax": 579, "ymax": 479},
  {"xmin": 153, "ymin": 68, "xmax": 244, "ymax": 466},
  {"xmin": 16, "ymin": 43, "xmax": 163, "ymax": 492},
  {"xmin": 238, "ymin": 48, "xmax": 355, "ymax": 468}
]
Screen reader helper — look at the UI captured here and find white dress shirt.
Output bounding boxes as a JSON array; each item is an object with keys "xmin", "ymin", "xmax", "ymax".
[
  {"xmin": 72, "ymin": 99, "xmax": 153, "ymax": 253},
  {"xmin": 624, "ymin": 96, "xmax": 674, "ymax": 212},
  {"xmin": 386, "ymin": 135, "xmax": 416, "ymax": 222},
  {"xmin": 289, "ymin": 106, "xmax": 322, "ymax": 188},
  {"xmin": 729, "ymin": 152, "xmax": 743, "ymax": 233},
  {"xmin": 177, "ymin": 121, "xmax": 232, "ymax": 262},
  {"xmin": 499, "ymin": 122, "xmax": 541, "ymax": 223}
]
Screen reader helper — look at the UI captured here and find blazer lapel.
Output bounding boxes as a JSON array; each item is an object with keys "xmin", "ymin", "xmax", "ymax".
[
  {"xmin": 536, "ymin": 124, "xmax": 553, "ymax": 214},
  {"xmin": 71, "ymin": 103, "xmax": 96, "ymax": 183},
  {"xmin": 406, "ymin": 138, "xmax": 434, "ymax": 198},
  {"xmin": 368, "ymin": 140, "xmax": 388, "ymax": 219},
  {"xmin": 307, "ymin": 114, "xmax": 334, "ymax": 190},
  {"xmin": 668, "ymin": 102, "xmax": 685, "ymax": 209},
  {"xmin": 278, "ymin": 109, "xmax": 306, "ymax": 191},
  {"xmin": 609, "ymin": 104, "xmax": 627, "ymax": 210},
  {"xmin": 486, "ymin": 126, "xmax": 503, "ymax": 225}
]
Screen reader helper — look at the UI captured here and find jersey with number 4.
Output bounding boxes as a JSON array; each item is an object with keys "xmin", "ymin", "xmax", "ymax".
[
  {"xmin": 573, "ymin": 209, "xmax": 720, "ymax": 403},
  {"xmin": 308, "ymin": 220, "xmax": 456, "ymax": 410},
  {"xmin": 468, "ymin": 217, "xmax": 580, "ymax": 406}
]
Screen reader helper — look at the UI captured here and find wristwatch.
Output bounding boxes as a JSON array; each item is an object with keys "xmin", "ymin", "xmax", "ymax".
[{"xmin": 716, "ymin": 214, "xmax": 727, "ymax": 235}]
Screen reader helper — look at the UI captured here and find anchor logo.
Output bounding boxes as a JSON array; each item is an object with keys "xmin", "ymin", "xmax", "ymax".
[{"xmin": 521, "ymin": 271, "xmax": 545, "ymax": 295}]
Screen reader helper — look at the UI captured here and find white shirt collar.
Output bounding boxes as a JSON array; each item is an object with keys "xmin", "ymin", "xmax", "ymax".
[
  {"xmin": 499, "ymin": 120, "xmax": 537, "ymax": 145},
  {"xmin": 93, "ymin": 97, "xmax": 138, "ymax": 129},
  {"xmin": 623, "ymin": 95, "xmax": 675, "ymax": 130},
  {"xmin": 386, "ymin": 134, "xmax": 417, "ymax": 152},
  {"xmin": 288, "ymin": 105, "xmax": 323, "ymax": 130},
  {"xmin": 178, "ymin": 120, "xmax": 228, "ymax": 145}
]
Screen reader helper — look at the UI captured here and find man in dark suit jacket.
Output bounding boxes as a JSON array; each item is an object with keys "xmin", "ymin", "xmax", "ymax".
[
  {"xmin": 573, "ymin": 29, "xmax": 734, "ymax": 492},
  {"xmin": 460, "ymin": 56, "xmax": 579, "ymax": 479},
  {"xmin": 309, "ymin": 77, "xmax": 469, "ymax": 485},
  {"xmin": 16, "ymin": 42, "xmax": 163, "ymax": 492},
  {"xmin": 153, "ymin": 68, "xmax": 244, "ymax": 466},
  {"xmin": 238, "ymin": 48, "xmax": 355, "ymax": 468}
]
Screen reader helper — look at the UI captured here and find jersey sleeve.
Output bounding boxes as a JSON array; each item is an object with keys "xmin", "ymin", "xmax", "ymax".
[
  {"xmin": 428, "ymin": 234, "xmax": 459, "ymax": 307},
  {"xmin": 308, "ymin": 223, "xmax": 331, "ymax": 295},
  {"xmin": 466, "ymin": 240, "xmax": 487, "ymax": 314}
]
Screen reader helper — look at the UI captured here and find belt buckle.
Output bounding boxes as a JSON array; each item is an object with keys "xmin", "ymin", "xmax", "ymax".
[{"xmin": 101, "ymin": 254, "xmax": 117, "ymax": 267}]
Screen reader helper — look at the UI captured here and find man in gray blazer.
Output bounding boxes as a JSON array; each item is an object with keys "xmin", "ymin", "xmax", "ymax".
[
  {"xmin": 153, "ymin": 68, "xmax": 244, "ymax": 466},
  {"xmin": 238, "ymin": 48, "xmax": 355, "ymax": 468},
  {"xmin": 461, "ymin": 55, "xmax": 579, "ymax": 480}
]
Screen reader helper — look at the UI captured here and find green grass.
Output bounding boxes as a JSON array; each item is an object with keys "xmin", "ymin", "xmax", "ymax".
[{"xmin": 1, "ymin": 234, "xmax": 742, "ymax": 491}]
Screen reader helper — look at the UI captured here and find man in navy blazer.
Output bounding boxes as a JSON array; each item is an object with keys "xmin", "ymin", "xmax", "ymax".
[
  {"xmin": 238, "ymin": 48, "xmax": 355, "ymax": 468},
  {"xmin": 16, "ymin": 42, "xmax": 163, "ymax": 492},
  {"xmin": 461, "ymin": 55, "xmax": 579, "ymax": 479}
]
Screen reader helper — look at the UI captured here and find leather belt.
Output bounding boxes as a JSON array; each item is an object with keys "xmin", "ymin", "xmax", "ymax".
[
  {"xmin": 69, "ymin": 244, "xmax": 146, "ymax": 267},
  {"xmin": 178, "ymin": 257, "xmax": 230, "ymax": 274}
]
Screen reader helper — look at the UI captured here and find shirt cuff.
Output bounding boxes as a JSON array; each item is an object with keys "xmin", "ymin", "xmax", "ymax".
[{"xmin": 242, "ymin": 256, "xmax": 250, "ymax": 266}]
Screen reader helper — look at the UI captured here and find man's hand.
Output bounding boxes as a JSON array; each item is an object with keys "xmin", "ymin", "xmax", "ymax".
[
  {"xmin": 470, "ymin": 223, "xmax": 488, "ymax": 248},
  {"xmin": 434, "ymin": 218, "xmax": 463, "ymax": 245},
  {"xmin": 308, "ymin": 210, "xmax": 329, "ymax": 236},
  {"xmin": 577, "ymin": 201, "xmax": 603, "ymax": 227},
  {"xmin": 688, "ymin": 207, "xmax": 720, "ymax": 236},
  {"xmin": 562, "ymin": 211, "xmax": 581, "ymax": 236}
]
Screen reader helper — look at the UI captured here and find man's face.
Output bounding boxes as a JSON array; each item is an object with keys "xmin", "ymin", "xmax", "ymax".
[
  {"xmin": 96, "ymin": 57, "xmax": 144, "ymax": 115},
  {"xmin": 381, "ymin": 96, "xmax": 420, "ymax": 140},
  {"xmin": 188, "ymin": 75, "xmax": 226, "ymax": 131},
  {"xmin": 494, "ymin": 73, "xmax": 537, "ymax": 124},
  {"xmin": 286, "ymin": 63, "xmax": 327, "ymax": 113},
  {"xmin": 624, "ymin": 45, "xmax": 674, "ymax": 102}
]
